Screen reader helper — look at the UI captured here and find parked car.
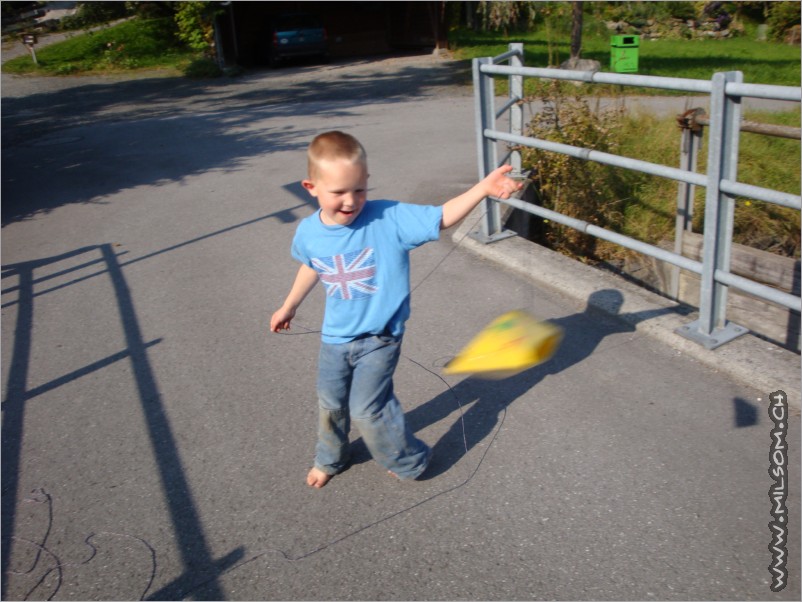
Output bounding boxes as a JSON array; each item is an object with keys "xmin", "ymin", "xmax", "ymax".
[{"xmin": 263, "ymin": 13, "xmax": 329, "ymax": 67}]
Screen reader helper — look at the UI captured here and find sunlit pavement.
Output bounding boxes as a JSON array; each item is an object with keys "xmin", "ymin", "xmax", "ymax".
[{"xmin": 2, "ymin": 62, "xmax": 799, "ymax": 600}]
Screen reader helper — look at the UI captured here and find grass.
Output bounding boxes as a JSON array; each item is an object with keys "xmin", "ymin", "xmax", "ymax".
[
  {"xmin": 701, "ymin": 108, "xmax": 800, "ymax": 257},
  {"xmin": 2, "ymin": 17, "xmax": 195, "ymax": 75},
  {"xmin": 450, "ymin": 28, "xmax": 801, "ymax": 95},
  {"xmin": 623, "ymin": 109, "xmax": 802, "ymax": 257},
  {"xmin": 525, "ymin": 102, "xmax": 800, "ymax": 261},
  {"xmin": 627, "ymin": 108, "xmax": 799, "ymax": 252}
]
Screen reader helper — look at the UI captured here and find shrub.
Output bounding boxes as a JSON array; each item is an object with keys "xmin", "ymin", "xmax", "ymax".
[
  {"xmin": 174, "ymin": 1, "xmax": 221, "ymax": 56},
  {"xmin": 183, "ymin": 56, "xmax": 221, "ymax": 78},
  {"xmin": 522, "ymin": 84, "xmax": 631, "ymax": 260},
  {"xmin": 767, "ymin": 1, "xmax": 801, "ymax": 41}
]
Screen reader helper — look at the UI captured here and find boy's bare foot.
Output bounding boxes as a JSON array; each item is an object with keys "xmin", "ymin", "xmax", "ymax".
[{"xmin": 307, "ymin": 467, "xmax": 332, "ymax": 488}]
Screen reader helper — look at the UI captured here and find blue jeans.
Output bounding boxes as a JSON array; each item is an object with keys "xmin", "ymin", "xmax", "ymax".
[{"xmin": 315, "ymin": 334, "xmax": 430, "ymax": 480}]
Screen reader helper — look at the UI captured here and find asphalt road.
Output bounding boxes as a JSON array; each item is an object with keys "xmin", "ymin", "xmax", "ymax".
[{"xmin": 2, "ymin": 55, "xmax": 800, "ymax": 600}]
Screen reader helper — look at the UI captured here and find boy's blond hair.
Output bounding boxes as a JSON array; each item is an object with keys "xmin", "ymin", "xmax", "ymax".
[{"xmin": 307, "ymin": 131, "xmax": 367, "ymax": 180}]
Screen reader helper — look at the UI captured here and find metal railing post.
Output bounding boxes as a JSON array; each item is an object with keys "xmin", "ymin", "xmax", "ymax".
[
  {"xmin": 472, "ymin": 57, "xmax": 496, "ymax": 240},
  {"xmin": 471, "ymin": 57, "xmax": 514, "ymax": 243},
  {"xmin": 509, "ymin": 43, "xmax": 523, "ymax": 175},
  {"xmin": 677, "ymin": 71, "xmax": 748, "ymax": 349}
]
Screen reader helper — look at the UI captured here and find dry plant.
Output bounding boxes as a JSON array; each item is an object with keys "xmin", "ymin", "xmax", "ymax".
[{"xmin": 522, "ymin": 83, "xmax": 632, "ymax": 261}]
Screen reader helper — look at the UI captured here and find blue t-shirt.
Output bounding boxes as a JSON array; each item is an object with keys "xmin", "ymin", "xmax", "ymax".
[{"xmin": 291, "ymin": 200, "xmax": 443, "ymax": 344}]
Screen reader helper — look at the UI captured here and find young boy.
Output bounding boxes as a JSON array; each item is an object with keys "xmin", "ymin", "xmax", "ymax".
[{"xmin": 270, "ymin": 131, "xmax": 521, "ymax": 488}]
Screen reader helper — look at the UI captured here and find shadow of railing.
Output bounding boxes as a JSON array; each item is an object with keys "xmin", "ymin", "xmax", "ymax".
[
  {"xmin": 1, "ymin": 244, "xmax": 245, "ymax": 599},
  {"xmin": 2, "ymin": 199, "xmax": 314, "ymax": 313}
]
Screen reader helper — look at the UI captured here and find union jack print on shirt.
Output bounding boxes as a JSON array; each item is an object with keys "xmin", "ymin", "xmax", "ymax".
[{"xmin": 311, "ymin": 248, "xmax": 378, "ymax": 300}]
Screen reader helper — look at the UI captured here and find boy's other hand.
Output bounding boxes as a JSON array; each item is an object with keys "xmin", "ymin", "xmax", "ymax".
[
  {"xmin": 485, "ymin": 164, "xmax": 523, "ymax": 200},
  {"xmin": 270, "ymin": 306, "xmax": 295, "ymax": 333}
]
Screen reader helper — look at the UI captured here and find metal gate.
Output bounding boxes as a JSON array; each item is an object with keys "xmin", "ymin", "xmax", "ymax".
[{"xmin": 473, "ymin": 43, "xmax": 801, "ymax": 350}]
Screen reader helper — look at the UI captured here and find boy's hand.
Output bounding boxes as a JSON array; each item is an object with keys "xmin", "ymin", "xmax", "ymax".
[
  {"xmin": 270, "ymin": 305, "xmax": 296, "ymax": 333},
  {"xmin": 271, "ymin": 264, "xmax": 319, "ymax": 334},
  {"xmin": 483, "ymin": 164, "xmax": 523, "ymax": 200},
  {"xmin": 441, "ymin": 164, "xmax": 525, "ymax": 230}
]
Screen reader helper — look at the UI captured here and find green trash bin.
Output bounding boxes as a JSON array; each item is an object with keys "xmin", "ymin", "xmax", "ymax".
[{"xmin": 610, "ymin": 35, "xmax": 639, "ymax": 73}]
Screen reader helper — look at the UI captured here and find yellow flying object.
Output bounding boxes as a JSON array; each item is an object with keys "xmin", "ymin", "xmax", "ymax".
[{"xmin": 443, "ymin": 310, "xmax": 563, "ymax": 378}]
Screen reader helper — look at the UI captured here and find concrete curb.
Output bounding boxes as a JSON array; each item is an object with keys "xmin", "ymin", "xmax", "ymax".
[{"xmin": 453, "ymin": 205, "xmax": 801, "ymax": 409}]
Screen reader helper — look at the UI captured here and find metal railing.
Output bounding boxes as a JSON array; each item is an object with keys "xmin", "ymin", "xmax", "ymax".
[{"xmin": 473, "ymin": 44, "xmax": 801, "ymax": 350}]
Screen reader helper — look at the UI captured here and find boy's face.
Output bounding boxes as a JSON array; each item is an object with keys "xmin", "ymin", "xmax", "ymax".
[{"xmin": 302, "ymin": 159, "xmax": 368, "ymax": 227}]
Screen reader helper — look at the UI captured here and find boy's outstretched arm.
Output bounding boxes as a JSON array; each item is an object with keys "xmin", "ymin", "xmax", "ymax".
[
  {"xmin": 440, "ymin": 165, "xmax": 522, "ymax": 230},
  {"xmin": 270, "ymin": 263, "xmax": 319, "ymax": 333}
]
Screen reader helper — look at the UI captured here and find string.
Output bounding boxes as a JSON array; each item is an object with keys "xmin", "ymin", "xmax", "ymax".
[
  {"xmin": 7, "ymin": 211, "xmax": 498, "ymax": 600},
  {"xmin": 175, "ymin": 208, "xmax": 511, "ymax": 598},
  {"xmin": 411, "ymin": 209, "xmax": 488, "ymax": 294},
  {"xmin": 9, "ymin": 489, "xmax": 156, "ymax": 601},
  {"xmin": 177, "ymin": 363, "xmax": 507, "ymax": 599}
]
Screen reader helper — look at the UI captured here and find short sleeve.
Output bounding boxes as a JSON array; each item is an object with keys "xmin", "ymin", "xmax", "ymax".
[
  {"xmin": 290, "ymin": 225, "xmax": 311, "ymax": 266},
  {"xmin": 393, "ymin": 203, "xmax": 443, "ymax": 250}
]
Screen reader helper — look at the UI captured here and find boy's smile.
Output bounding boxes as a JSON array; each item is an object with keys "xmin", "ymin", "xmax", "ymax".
[{"xmin": 302, "ymin": 159, "xmax": 369, "ymax": 226}]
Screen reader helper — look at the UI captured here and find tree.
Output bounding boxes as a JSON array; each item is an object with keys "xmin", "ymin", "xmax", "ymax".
[
  {"xmin": 173, "ymin": 0, "xmax": 220, "ymax": 57},
  {"xmin": 477, "ymin": 1, "xmax": 535, "ymax": 34},
  {"xmin": 427, "ymin": 1, "xmax": 448, "ymax": 53},
  {"xmin": 569, "ymin": 1, "xmax": 583, "ymax": 60}
]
